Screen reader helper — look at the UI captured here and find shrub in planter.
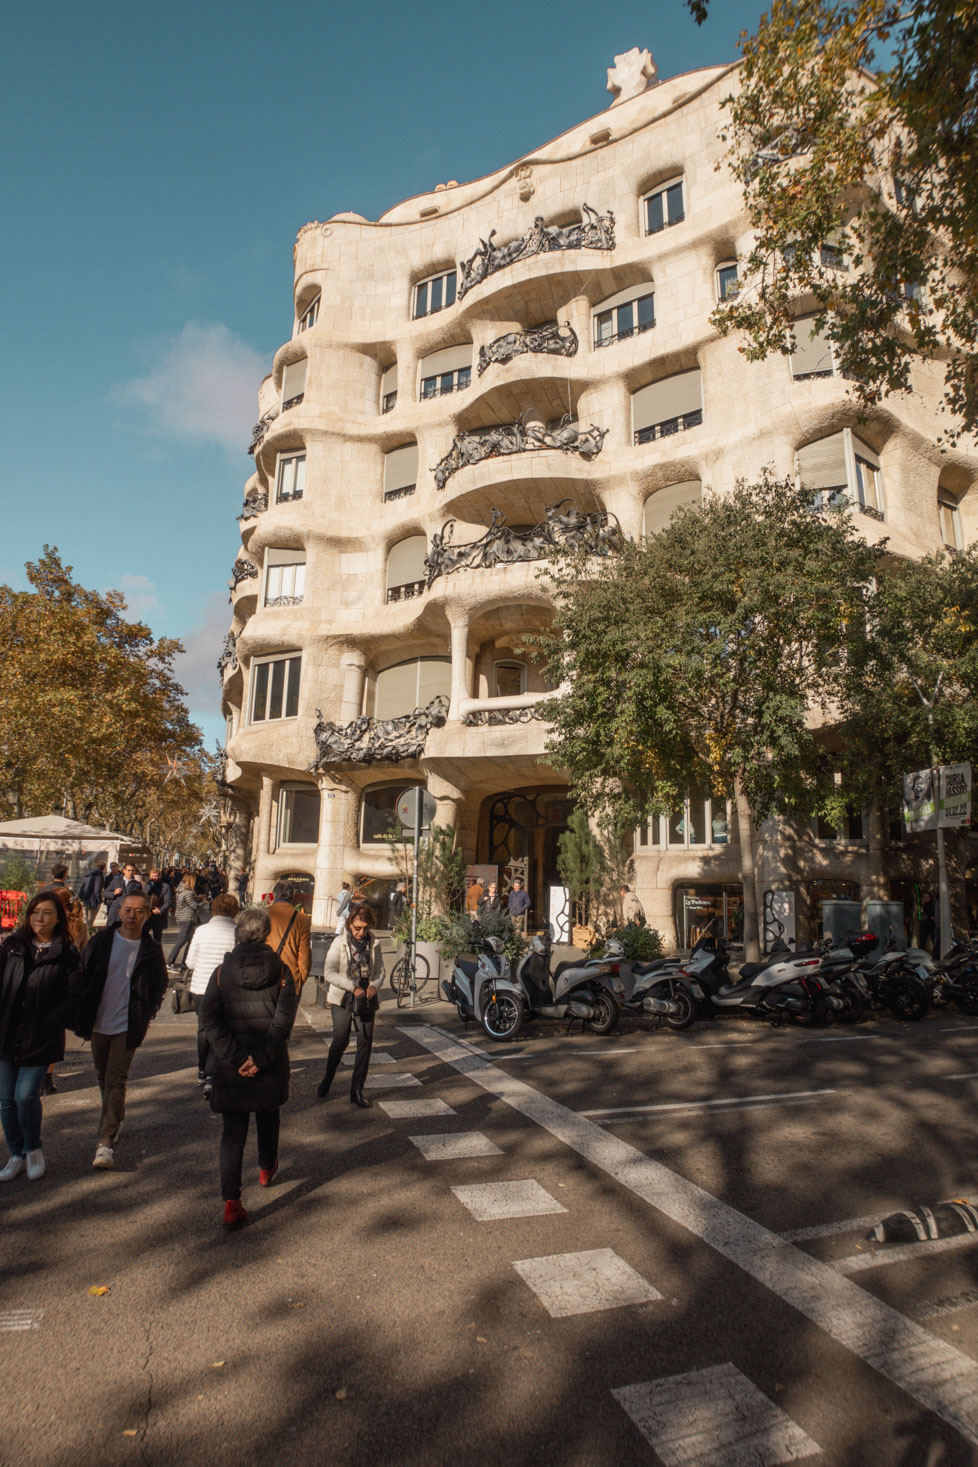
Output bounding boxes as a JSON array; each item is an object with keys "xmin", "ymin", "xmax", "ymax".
[{"xmin": 606, "ymin": 924, "xmax": 665, "ymax": 962}]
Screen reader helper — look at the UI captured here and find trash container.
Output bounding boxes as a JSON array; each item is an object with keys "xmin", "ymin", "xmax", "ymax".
[{"xmin": 309, "ymin": 929, "xmax": 335, "ymax": 977}]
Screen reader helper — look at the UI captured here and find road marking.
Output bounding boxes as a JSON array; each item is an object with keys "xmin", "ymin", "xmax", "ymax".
[
  {"xmin": 341, "ymin": 1053, "xmax": 397, "ymax": 1066},
  {"xmin": 494, "ymin": 1047, "xmax": 642, "ymax": 1062},
  {"xmin": 943, "ymin": 1072, "xmax": 978, "ymax": 1080},
  {"xmin": 361, "ymin": 1073, "xmax": 420, "ymax": 1090},
  {"xmin": 914, "ymin": 1288, "xmax": 978, "ymax": 1322},
  {"xmin": 782, "ymin": 1214, "xmax": 889, "ymax": 1243},
  {"xmin": 378, "ymin": 1098, "xmax": 455, "ymax": 1119},
  {"xmin": 409, "ymin": 1132, "xmax": 502, "ymax": 1161},
  {"xmin": 512, "ymin": 1248, "xmax": 661, "ymax": 1318},
  {"xmin": 405, "ymin": 1023, "xmax": 978, "ymax": 1446},
  {"xmin": 835, "ymin": 1232, "xmax": 978, "ymax": 1275},
  {"xmin": 686, "ymin": 1040, "xmax": 758, "ymax": 1049},
  {"xmin": 581, "ymin": 1090, "xmax": 835, "ymax": 1119},
  {"xmin": 803, "ymin": 1034, "xmax": 883, "ymax": 1043},
  {"xmin": 613, "ymin": 1362, "xmax": 820, "ymax": 1466},
  {"xmin": 452, "ymin": 1179, "xmax": 567, "ymax": 1222},
  {"xmin": 0, "ymin": 1309, "xmax": 43, "ymax": 1332}
]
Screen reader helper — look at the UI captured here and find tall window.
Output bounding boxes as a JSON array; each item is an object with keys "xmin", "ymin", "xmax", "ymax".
[
  {"xmin": 280, "ymin": 358, "xmax": 307, "ymax": 410},
  {"xmin": 277, "ymin": 784, "xmax": 320, "ymax": 845},
  {"xmin": 632, "ymin": 370, "xmax": 703, "ymax": 445},
  {"xmin": 380, "ymin": 364, "xmax": 398, "ymax": 415},
  {"xmin": 593, "ymin": 288, "xmax": 655, "ymax": 348},
  {"xmin": 939, "ymin": 489, "xmax": 963, "ymax": 550},
  {"xmin": 853, "ymin": 446, "xmax": 882, "ymax": 516},
  {"xmin": 643, "ymin": 178, "xmax": 685, "ymax": 236},
  {"xmin": 796, "ymin": 430, "xmax": 885, "ymax": 519},
  {"xmin": 791, "ymin": 317, "xmax": 835, "ymax": 381},
  {"xmin": 384, "ymin": 443, "xmax": 418, "ymax": 502},
  {"xmin": 296, "ymin": 294, "xmax": 320, "ymax": 333},
  {"xmin": 276, "ymin": 452, "xmax": 306, "ymax": 504},
  {"xmin": 251, "ymin": 654, "xmax": 301, "ymax": 723},
  {"xmin": 413, "ymin": 270, "xmax": 456, "ymax": 320},
  {"xmin": 492, "ymin": 661, "xmax": 527, "ymax": 698},
  {"xmin": 715, "ymin": 262, "xmax": 739, "ymax": 301},
  {"xmin": 373, "ymin": 658, "xmax": 450, "ymax": 719},
  {"xmin": 264, "ymin": 551, "xmax": 306, "ymax": 607},
  {"xmin": 386, "ymin": 536, "xmax": 427, "ymax": 603}
]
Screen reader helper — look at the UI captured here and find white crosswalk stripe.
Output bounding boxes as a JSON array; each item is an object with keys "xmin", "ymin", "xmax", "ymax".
[
  {"xmin": 452, "ymin": 1179, "xmax": 566, "ymax": 1221},
  {"xmin": 512, "ymin": 1248, "xmax": 661, "ymax": 1317},
  {"xmin": 408, "ymin": 1132, "xmax": 501, "ymax": 1160},
  {"xmin": 613, "ymin": 1362, "xmax": 820, "ymax": 1466},
  {"xmin": 0, "ymin": 1309, "xmax": 43, "ymax": 1333},
  {"xmin": 379, "ymin": 1098, "xmax": 455, "ymax": 1119}
]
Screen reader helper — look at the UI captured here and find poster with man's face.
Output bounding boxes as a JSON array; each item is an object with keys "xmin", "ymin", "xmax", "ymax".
[{"xmin": 902, "ymin": 769, "xmax": 937, "ymax": 833}]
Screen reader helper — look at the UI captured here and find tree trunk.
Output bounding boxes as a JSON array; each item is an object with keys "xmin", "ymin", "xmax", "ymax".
[{"xmin": 734, "ymin": 777, "xmax": 761, "ymax": 962}]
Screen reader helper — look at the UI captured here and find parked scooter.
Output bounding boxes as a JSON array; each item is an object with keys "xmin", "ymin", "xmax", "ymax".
[
  {"xmin": 692, "ymin": 935, "xmax": 828, "ymax": 1025},
  {"xmin": 480, "ymin": 928, "xmax": 622, "ymax": 1041},
  {"xmin": 442, "ymin": 935, "xmax": 509, "ymax": 1027},
  {"xmin": 620, "ymin": 936, "xmax": 716, "ymax": 1030}
]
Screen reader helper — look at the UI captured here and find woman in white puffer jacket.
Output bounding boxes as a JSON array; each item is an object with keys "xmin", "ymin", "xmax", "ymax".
[{"xmin": 186, "ymin": 894, "xmax": 239, "ymax": 1094}]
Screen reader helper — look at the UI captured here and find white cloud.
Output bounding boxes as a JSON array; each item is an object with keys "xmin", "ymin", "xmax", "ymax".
[
  {"xmin": 117, "ymin": 573, "xmax": 161, "ymax": 619},
  {"xmin": 173, "ymin": 591, "xmax": 233, "ymax": 718},
  {"xmin": 112, "ymin": 321, "xmax": 266, "ymax": 457}
]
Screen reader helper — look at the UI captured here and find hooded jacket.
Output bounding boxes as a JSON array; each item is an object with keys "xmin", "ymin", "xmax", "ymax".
[
  {"xmin": 0, "ymin": 931, "xmax": 83, "ymax": 1067},
  {"xmin": 201, "ymin": 941, "xmax": 296, "ymax": 1113},
  {"xmin": 75, "ymin": 922, "xmax": 168, "ymax": 1049}
]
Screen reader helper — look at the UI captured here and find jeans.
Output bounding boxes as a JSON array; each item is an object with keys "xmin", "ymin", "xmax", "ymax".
[
  {"xmin": 169, "ymin": 921, "xmax": 196, "ymax": 967},
  {"xmin": 321, "ymin": 1003, "xmax": 373, "ymax": 1096},
  {"xmin": 191, "ymin": 993, "xmax": 211, "ymax": 1077},
  {"xmin": 0, "ymin": 1061, "xmax": 47, "ymax": 1156},
  {"xmin": 220, "ymin": 1110, "xmax": 280, "ymax": 1200},
  {"xmin": 90, "ymin": 1032, "xmax": 136, "ymax": 1146}
]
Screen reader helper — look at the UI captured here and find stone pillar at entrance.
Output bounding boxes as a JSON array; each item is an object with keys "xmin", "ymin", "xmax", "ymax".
[
  {"xmin": 225, "ymin": 795, "xmax": 252, "ymax": 893},
  {"xmin": 448, "ymin": 615, "xmax": 472, "ymax": 722},
  {"xmin": 312, "ymin": 773, "xmax": 357, "ymax": 929}
]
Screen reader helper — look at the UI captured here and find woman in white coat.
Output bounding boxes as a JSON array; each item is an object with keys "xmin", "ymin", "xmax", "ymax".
[
  {"xmin": 317, "ymin": 904, "xmax": 384, "ymax": 1108},
  {"xmin": 185, "ymin": 893, "xmax": 239, "ymax": 1095}
]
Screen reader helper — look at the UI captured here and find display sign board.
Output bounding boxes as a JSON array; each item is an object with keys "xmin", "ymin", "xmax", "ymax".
[
  {"xmin": 902, "ymin": 764, "xmax": 972, "ymax": 833},
  {"xmin": 395, "ymin": 788, "xmax": 437, "ymax": 829}
]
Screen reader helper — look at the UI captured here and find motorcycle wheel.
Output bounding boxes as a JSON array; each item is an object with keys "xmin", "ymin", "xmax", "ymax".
[
  {"xmin": 456, "ymin": 1002, "xmax": 469, "ymax": 1024},
  {"xmin": 954, "ymin": 986, "xmax": 978, "ymax": 1016},
  {"xmin": 584, "ymin": 990, "xmax": 619, "ymax": 1035},
  {"xmin": 482, "ymin": 992, "xmax": 524, "ymax": 1041},
  {"xmin": 834, "ymin": 979, "xmax": 866, "ymax": 1025},
  {"xmin": 788, "ymin": 986, "xmax": 827, "ymax": 1027},
  {"xmin": 663, "ymin": 984, "xmax": 697, "ymax": 1032},
  {"xmin": 885, "ymin": 975, "xmax": 930, "ymax": 1021}
]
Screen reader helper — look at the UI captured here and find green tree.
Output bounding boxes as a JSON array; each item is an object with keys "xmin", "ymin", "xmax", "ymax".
[
  {"xmin": 536, "ymin": 475, "xmax": 884, "ymax": 959},
  {"xmin": 557, "ymin": 808, "xmax": 606, "ymax": 931},
  {"xmin": 691, "ymin": 0, "xmax": 978, "ymax": 437},
  {"xmin": 0, "ymin": 547, "xmax": 205, "ymax": 837}
]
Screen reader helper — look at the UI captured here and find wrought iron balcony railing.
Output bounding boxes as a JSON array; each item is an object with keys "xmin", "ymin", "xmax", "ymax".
[
  {"xmin": 384, "ymin": 484, "xmax": 415, "ymax": 503},
  {"xmin": 386, "ymin": 580, "xmax": 426, "ymax": 604},
  {"xmin": 633, "ymin": 409, "xmax": 703, "ymax": 445}
]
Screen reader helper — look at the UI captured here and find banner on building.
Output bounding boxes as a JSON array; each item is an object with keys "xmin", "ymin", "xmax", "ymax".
[{"xmin": 902, "ymin": 764, "xmax": 971, "ymax": 833}]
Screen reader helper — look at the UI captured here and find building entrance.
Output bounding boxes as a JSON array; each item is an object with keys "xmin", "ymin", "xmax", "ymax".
[{"xmin": 481, "ymin": 788, "xmax": 573, "ymax": 930}]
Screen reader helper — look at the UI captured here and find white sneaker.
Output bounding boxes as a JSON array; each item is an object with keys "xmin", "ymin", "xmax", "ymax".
[
  {"xmin": 0, "ymin": 1155, "xmax": 25, "ymax": 1181},
  {"xmin": 92, "ymin": 1145, "xmax": 114, "ymax": 1169},
  {"xmin": 25, "ymin": 1149, "xmax": 45, "ymax": 1181}
]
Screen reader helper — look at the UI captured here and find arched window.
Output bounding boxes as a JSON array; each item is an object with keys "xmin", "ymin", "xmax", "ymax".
[
  {"xmin": 295, "ymin": 293, "xmax": 320, "ymax": 334},
  {"xmin": 386, "ymin": 536, "xmax": 427, "ymax": 603},
  {"xmin": 796, "ymin": 430, "xmax": 884, "ymax": 519},
  {"xmin": 642, "ymin": 177, "xmax": 685, "ymax": 235},
  {"xmin": 644, "ymin": 481, "xmax": 702, "ymax": 537},
  {"xmin": 373, "ymin": 658, "xmax": 451, "ymax": 719},
  {"xmin": 939, "ymin": 488, "xmax": 963, "ymax": 550},
  {"xmin": 413, "ymin": 269, "xmax": 457, "ymax": 319}
]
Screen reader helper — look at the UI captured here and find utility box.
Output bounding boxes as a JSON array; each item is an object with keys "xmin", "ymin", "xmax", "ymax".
[
  {"xmin": 864, "ymin": 901, "xmax": 906, "ymax": 949},
  {"xmin": 309, "ymin": 930, "xmax": 335, "ymax": 978},
  {"xmin": 820, "ymin": 901, "xmax": 863, "ymax": 948}
]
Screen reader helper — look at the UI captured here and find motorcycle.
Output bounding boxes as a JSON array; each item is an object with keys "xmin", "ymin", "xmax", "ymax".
[
  {"xmin": 903, "ymin": 941, "xmax": 978, "ymax": 1015},
  {"xmin": 441, "ymin": 935, "xmax": 509, "ymax": 1027},
  {"xmin": 693, "ymin": 936, "xmax": 828, "ymax": 1026},
  {"xmin": 480, "ymin": 928, "xmax": 623, "ymax": 1041},
  {"xmin": 621, "ymin": 934, "xmax": 722, "ymax": 1030}
]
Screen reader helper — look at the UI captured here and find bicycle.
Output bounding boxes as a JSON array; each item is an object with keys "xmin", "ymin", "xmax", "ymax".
[{"xmin": 389, "ymin": 948, "xmax": 432, "ymax": 1007}]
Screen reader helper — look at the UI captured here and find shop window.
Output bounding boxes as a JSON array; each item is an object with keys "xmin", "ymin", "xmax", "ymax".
[
  {"xmin": 276, "ymin": 784, "xmax": 320, "ymax": 846},
  {"xmin": 413, "ymin": 269, "xmax": 457, "ymax": 320},
  {"xmin": 373, "ymin": 658, "xmax": 450, "ymax": 719},
  {"xmin": 360, "ymin": 783, "xmax": 431, "ymax": 845},
  {"xmin": 675, "ymin": 885, "xmax": 743, "ymax": 947},
  {"xmin": 276, "ymin": 452, "xmax": 306, "ymax": 504},
  {"xmin": 632, "ymin": 370, "xmax": 703, "ymax": 445},
  {"xmin": 593, "ymin": 287, "xmax": 655, "ymax": 348},
  {"xmin": 250, "ymin": 654, "xmax": 301, "ymax": 723},
  {"xmin": 643, "ymin": 177, "xmax": 685, "ymax": 236}
]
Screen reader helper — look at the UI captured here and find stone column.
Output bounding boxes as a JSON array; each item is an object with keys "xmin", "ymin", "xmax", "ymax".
[
  {"xmin": 252, "ymin": 776, "xmax": 275, "ymax": 895},
  {"xmin": 312, "ymin": 773, "xmax": 357, "ymax": 928},
  {"xmin": 225, "ymin": 795, "xmax": 252, "ymax": 893},
  {"xmin": 448, "ymin": 615, "xmax": 472, "ymax": 721},
  {"xmin": 338, "ymin": 649, "xmax": 367, "ymax": 722}
]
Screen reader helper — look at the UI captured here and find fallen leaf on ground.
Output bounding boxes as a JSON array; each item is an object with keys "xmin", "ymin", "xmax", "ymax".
[
  {"xmin": 122, "ymin": 1429, "xmax": 138, "ymax": 1436},
  {"xmin": 476, "ymin": 1336, "xmax": 488, "ymax": 1343},
  {"xmin": 288, "ymin": 1302, "xmax": 306, "ymax": 1309},
  {"xmin": 210, "ymin": 1361, "xmax": 225, "ymax": 1368},
  {"xmin": 336, "ymin": 1387, "xmax": 348, "ymax": 1400},
  {"xmin": 88, "ymin": 1286, "xmax": 109, "ymax": 1296}
]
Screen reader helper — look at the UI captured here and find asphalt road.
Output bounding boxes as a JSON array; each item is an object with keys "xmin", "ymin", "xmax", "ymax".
[{"xmin": 5, "ymin": 983, "xmax": 978, "ymax": 1467}]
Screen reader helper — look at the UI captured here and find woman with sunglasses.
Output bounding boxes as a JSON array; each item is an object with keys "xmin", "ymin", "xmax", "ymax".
[{"xmin": 317, "ymin": 903, "xmax": 384, "ymax": 1107}]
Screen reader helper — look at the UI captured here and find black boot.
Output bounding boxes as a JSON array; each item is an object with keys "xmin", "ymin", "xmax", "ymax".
[
  {"xmin": 316, "ymin": 1076, "xmax": 332, "ymax": 1100},
  {"xmin": 350, "ymin": 1092, "xmax": 372, "ymax": 1108}
]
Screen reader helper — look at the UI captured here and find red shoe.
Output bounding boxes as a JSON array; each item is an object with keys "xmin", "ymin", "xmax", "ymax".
[
  {"xmin": 223, "ymin": 1198, "xmax": 248, "ymax": 1229},
  {"xmin": 259, "ymin": 1160, "xmax": 279, "ymax": 1188}
]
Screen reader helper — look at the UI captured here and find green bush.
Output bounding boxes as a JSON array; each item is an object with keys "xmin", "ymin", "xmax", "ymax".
[
  {"xmin": 607, "ymin": 925, "xmax": 665, "ymax": 962},
  {"xmin": 0, "ymin": 857, "xmax": 37, "ymax": 898}
]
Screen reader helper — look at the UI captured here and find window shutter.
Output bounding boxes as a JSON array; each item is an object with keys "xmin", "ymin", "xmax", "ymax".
[
  {"xmin": 281, "ymin": 358, "xmax": 308, "ymax": 402},
  {"xmin": 631, "ymin": 370, "xmax": 702, "ymax": 433},
  {"xmin": 386, "ymin": 536, "xmax": 427, "ymax": 589},
  {"xmin": 384, "ymin": 444, "xmax": 419, "ymax": 492},
  {"xmin": 791, "ymin": 318, "xmax": 834, "ymax": 377},
  {"xmin": 796, "ymin": 432, "xmax": 847, "ymax": 490}
]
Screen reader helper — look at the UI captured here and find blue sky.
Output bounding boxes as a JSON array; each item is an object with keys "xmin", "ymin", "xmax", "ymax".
[{"xmin": 2, "ymin": 0, "xmax": 765, "ymax": 748}]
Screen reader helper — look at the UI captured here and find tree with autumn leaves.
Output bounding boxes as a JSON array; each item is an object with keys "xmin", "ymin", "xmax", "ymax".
[
  {"xmin": 0, "ymin": 547, "xmax": 214, "ymax": 859},
  {"xmin": 690, "ymin": 0, "xmax": 978, "ymax": 440}
]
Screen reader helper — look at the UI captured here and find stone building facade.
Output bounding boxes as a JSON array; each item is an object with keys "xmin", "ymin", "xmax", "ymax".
[{"xmin": 219, "ymin": 52, "xmax": 977, "ymax": 946}]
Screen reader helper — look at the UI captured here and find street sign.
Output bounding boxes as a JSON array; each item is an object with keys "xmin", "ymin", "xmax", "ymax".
[{"xmin": 396, "ymin": 788, "xmax": 437, "ymax": 829}]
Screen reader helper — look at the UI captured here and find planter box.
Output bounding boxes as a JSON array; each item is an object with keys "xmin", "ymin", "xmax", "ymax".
[{"xmin": 572, "ymin": 924, "xmax": 597, "ymax": 950}]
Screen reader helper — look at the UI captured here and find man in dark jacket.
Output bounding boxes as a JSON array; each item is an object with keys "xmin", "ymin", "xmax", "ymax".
[
  {"xmin": 105, "ymin": 864, "xmax": 145, "ymax": 926},
  {"xmin": 145, "ymin": 869, "xmax": 174, "ymax": 944},
  {"xmin": 78, "ymin": 862, "xmax": 106, "ymax": 928},
  {"xmin": 75, "ymin": 892, "xmax": 168, "ymax": 1169}
]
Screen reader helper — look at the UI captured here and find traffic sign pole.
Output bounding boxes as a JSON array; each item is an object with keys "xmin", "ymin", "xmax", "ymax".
[{"xmin": 410, "ymin": 785, "xmax": 422, "ymax": 1008}]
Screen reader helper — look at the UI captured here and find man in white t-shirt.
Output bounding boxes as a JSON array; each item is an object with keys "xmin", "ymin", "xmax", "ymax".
[{"xmin": 76, "ymin": 892, "xmax": 168, "ymax": 1169}]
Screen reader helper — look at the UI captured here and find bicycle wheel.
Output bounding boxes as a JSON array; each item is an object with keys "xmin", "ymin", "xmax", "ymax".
[{"xmin": 393, "ymin": 952, "xmax": 431, "ymax": 1008}]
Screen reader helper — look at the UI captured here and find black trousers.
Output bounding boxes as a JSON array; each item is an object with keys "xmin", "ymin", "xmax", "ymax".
[
  {"xmin": 191, "ymin": 993, "xmax": 211, "ymax": 1076},
  {"xmin": 169, "ymin": 921, "xmax": 195, "ymax": 967},
  {"xmin": 220, "ymin": 1110, "xmax": 280, "ymax": 1200},
  {"xmin": 322, "ymin": 1003, "xmax": 373, "ymax": 1095}
]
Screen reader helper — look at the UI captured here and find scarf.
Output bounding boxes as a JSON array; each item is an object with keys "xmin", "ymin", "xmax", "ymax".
[{"xmin": 346, "ymin": 930, "xmax": 372, "ymax": 984}]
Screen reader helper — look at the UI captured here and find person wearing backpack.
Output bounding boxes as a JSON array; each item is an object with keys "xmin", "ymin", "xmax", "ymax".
[
  {"xmin": 265, "ymin": 881, "xmax": 311, "ymax": 998},
  {"xmin": 201, "ymin": 905, "xmax": 297, "ymax": 1230}
]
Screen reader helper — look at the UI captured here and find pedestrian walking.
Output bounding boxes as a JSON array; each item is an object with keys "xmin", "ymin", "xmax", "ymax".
[
  {"xmin": 75, "ymin": 892, "xmax": 168, "ymax": 1170},
  {"xmin": 465, "ymin": 877, "xmax": 484, "ymax": 914},
  {"xmin": 388, "ymin": 881, "xmax": 407, "ymax": 928},
  {"xmin": 38, "ymin": 863, "xmax": 71, "ymax": 896},
  {"xmin": 506, "ymin": 877, "xmax": 532, "ymax": 931},
  {"xmin": 478, "ymin": 881, "xmax": 502, "ymax": 918},
  {"xmin": 201, "ymin": 905, "xmax": 297, "ymax": 1230},
  {"xmin": 334, "ymin": 881, "xmax": 353, "ymax": 933},
  {"xmin": 620, "ymin": 885, "xmax": 646, "ymax": 926},
  {"xmin": 52, "ymin": 884, "xmax": 88, "ymax": 951},
  {"xmin": 145, "ymin": 869, "xmax": 173, "ymax": 944},
  {"xmin": 169, "ymin": 874, "xmax": 202, "ymax": 971},
  {"xmin": 235, "ymin": 869, "xmax": 248, "ymax": 904},
  {"xmin": 266, "ymin": 881, "xmax": 311, "ymax": 997},
  {"xmin": 0, "ymin": 893, "xmax": 83, "ymax": 1181},
  {"xmin": 78, "ymin": 861, "xmax": 106, "ymax": 929},
  {"xmin": 185, "ymin": 893, "xmax": 239, "ymax": 1096},
  {"xmin": 105, "ymin": 864, "xmax": 144, "ymax": 926},
  {"xmin": 316, "ymin": 904, "xmax": 384, "ymax": 1108}
]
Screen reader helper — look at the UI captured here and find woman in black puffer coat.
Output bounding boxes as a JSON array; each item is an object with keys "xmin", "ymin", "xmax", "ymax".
[
  {"xmin": 0, "ymin": 892, "xmax": 83, "ymax": 1181},
  {"xmin": 201, "ymin": 905, "xmax": 296, "ymax": 1229}
]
